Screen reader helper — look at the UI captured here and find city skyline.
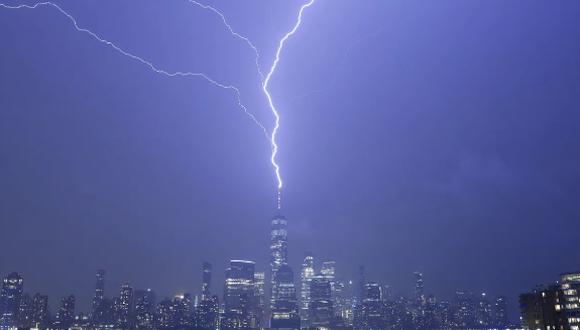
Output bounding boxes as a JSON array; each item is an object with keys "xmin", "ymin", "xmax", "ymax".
[{"xmin": 0, "ymin": 212, "xmax": 519, "ymax": 329}]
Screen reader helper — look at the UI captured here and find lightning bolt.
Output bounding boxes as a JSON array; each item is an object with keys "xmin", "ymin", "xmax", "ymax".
[
  {"xmin": 263, "ymin": 0, "xmax": 316, "ymax": 209},
  {"xmin": 187, "ymin": 0, "xmax": 263, "ymax": 81},
  {"xmin": 0, "ymin": 1, "xmax": 269, "ymax": 138},
  {"xmin": 1, "ymin": 0, "xmax": 317, "ymax": 210}
]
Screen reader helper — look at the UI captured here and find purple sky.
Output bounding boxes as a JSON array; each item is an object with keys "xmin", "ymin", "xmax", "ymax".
[{"xmin": 1, "ymin": 0, "xmax": 580, "ymax": 317}]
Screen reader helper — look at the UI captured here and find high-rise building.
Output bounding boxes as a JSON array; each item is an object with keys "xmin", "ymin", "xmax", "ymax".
[
  {"xmin": 337, "ymin": 280, "xmax": 355, "ymax": 327},
  {"xmin": 155, "ymin": 298, "xmax": 175, "ymax": 329},
  {"xmin": 254, "ymin": 272, "xmax": 266, "ymax": 328},
  {"xmin": 475, "ymin": 292, "xmax": 492, "ymax": 328},
  {"xmin": 17, "ymin": 293, "xmax": 33, "ymax": 328},
  {"xmin": 299, "ymin": 254, "xmax": 314, "ymax": 329},
  {"xmin": 492, "ymin": 296, "xmax": 508, "ymax": 328},
  {"xmin": 354, "ymin": 282, "xmax": 384, "ymax": 330},
  {"xmin": 270, "ymin": 214, "xmax": 288, "ymax": 310},
  {"xmin": 202, "ymin": 262, "xmax": 212, "ymax": 300},
  {"xmin": 53, "ymin": 295, "xmax": 75, "ymax": 330},
  {"xmin": 31, "ymin": 293, "xmax": 50, "ymax": 330},
  {"xmin": 92, "ymin": 298, "xmax": 114, "ymax": 328},
  {"xmin": 320, "ymin": 262, "xmax": 335, "ymax": 281},
  {"xmin": 309, "ymin": 275, "xmax": 333, "ymax": 329},
  {"xmin": 195, "ymin": 295, "xmax": 219, "ymax": 330},
  {"xmin": 271, "ymin": 265, "xmax": 300, "ymax": 329},
  {"xmin": 196, "ymin": 262, "xmax": 219, "ymax": 330},
  {"xmin": 0, "ymin": 272, "xmax": 24, "ymax": 330},
  {"xmin": 453, "ymin": 291, "xmax": 476, "ymax": 329},
  {"xmin": 320, "ymin": 261, "xmax": 348, "ymax": 325},
  {"xmin": 222, "ymin": 260, "xmax": 258, "ymax": 329},
  {"xmin": 357, "ymin": 266, "xmax": 366, "ymax": 304},
  {"xmin": 172, "ymin": 294, "xmax": 193, "ymax": 328},
  {"xmin": 520, "ymin": 285, "xmax": 567, "ymax": 330},
  {"xmin": 92, "ymin": 270, "xmax": 106, "ymax": 316},
  {"xmin": 134, "ymin": 289, "xmax": 155, "ymax": 330},
  {"xmin": 115, "ymin": 283, "xmax": 134, "ymax": 329},
  {"xmin": 414, "ymin": 271, "xmax": 425, "ymax": 305},
  {"xmin": 561, "ymin": 272, "xmax": 580, "ymax": 330}
]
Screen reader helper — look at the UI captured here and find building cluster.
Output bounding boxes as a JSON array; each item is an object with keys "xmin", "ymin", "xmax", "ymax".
[
  {"xmin": 519, "ymin": 272, "xmax": 580, "ymax": 330},
  {"xmin": 1, "ymin": 213, "xmax": 517, "ymax": 330}
]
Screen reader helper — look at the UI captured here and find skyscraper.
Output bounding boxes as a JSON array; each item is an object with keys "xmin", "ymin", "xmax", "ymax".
[
  {"xmin": 520, "ymin": 285, "xmax": 567, "ymax": 330},
  {"xmin": 475, "ymin": 292, "xmax": 492, "ymax": 328},
  {"xmin": 172, "ymin": 294, "xmax": 193, "ymax": 328},
  {"xmin": 134, "ymin": 289, "xmax": 155, "ymax": 330},
  {"xmin": 270, "ymin": 214, "xmax": 288, "ymax": 310},
  {"xmin": 17, "ymin": 293, "xmax": 33, "ymax": 328},
  {"xmin": 54, "ymin": 295, "xmax": 75, "ymax": 330},
  {"xmin": 92, "ymin": 269, "xmax": 106, "ymax": 316},
  {"xmin": 561, "ymin": 272, "xmax": 580, "ymax": 330},
  {"xmin": 202, "ymin": 262, "xmax": 212, "ymax": 300},
  {"xmin": 492, "ymin": 296, "xmax": 508, "ymax": 328},
  {"xmin": 414, "ymin": 271, "xmax": 425, "ymax": 305},
  {"xmin": 309, "ymin": 275, "xmax": 333, "ymax": 329},
  {"xmin": 299, "ymin": 254, "xmax": 314, "ymax": 328},
  {"xmin": 271, "ymin": 265, "xmax": 300, "ymax": 329},
  {"xmin": 357, "ymin": 266, "xmax": 366, "ymax": 304},
  {"xmin": 453, "ymin": 291, "xmax": 476, "ymax": 329},
  {"xmin": 196, "ymin": 262, "xmax": 219, "ymax": 330},
  {"xmin": 116, "ymin": 283, "xmax": 134, "ymax": 329},
  {"xmin": 222, "ymin": 260, "xmax": 258, "ymax": 329},
  {"xmin": 254, "ymin": 272, "xmax": 266, "ymax": 328},
  {"xmin": 0, "ymin": 272, "xmax": 24, "ymax": 330},
  {"xmin": 155, "ymin": 298, "xmax": 175, "ymax": 329},
  {"xmin": 31, "ymin": 293, "xmax": 50, "ymax": 330},
  {"xmin": 355, "ymin": 282, "xmax": 384, "ymax": 330}
]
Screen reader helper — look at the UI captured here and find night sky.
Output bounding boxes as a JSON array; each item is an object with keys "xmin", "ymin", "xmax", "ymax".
[{"xmin": 1, "ymin": 0, "xmax": 580, "ymax": 317}]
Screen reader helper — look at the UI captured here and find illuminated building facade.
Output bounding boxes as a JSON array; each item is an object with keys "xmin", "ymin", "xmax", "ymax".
[
  {"xmin": 134, "ymin": 289, "xmax": 156, "ymax": 329},
  {"xmin": 299, "ymin": 254, "xmax": 314, "ymax": 329},
  {"xmin": 520, "ymin": 285, "xmax": 566, "ymax": 330},
  {"xmin": 17, "ymin": 293, "xmax": 32, "ymax": 328},
  {"xmin": 196, "ymin": 262, "xmax": 219, "ymax": 330},
  {"xmin": 202, "ymin": 262, "xmax": 212, "ymax": 300},
  {"xmin": 493, "ymin": 296, "xmax": 508, "ymax": 328},
  {"xmin": 155, "ymin": 298, "xmax": 175, "ymax": 329},
  {"xmin": 222, "ymin": 260, "xmax": 258, "ymax": 330},
  {"xmin": 92, "ymin": 269, "xmax": 106, "ymax": 317},
  {"xmin": 116, "ymin": 283, "xmax": 134, "ymax": 329},
  {"xmin": 270, "ymin": 265, "xmax": 300, "ymax": 329},
  {"xmin": 254, "ymin": 272, "xmax": 266, "ymax": 328},
  {"xmin": 54, "ymin": 294, "xmax": 75, "ymax": 329},
  {"xmin": 561, "ymin": 272, "xmax": 580, "ymax": 330},
  {"xmin": 354, "ymin": 282, "xmax": 384, "ymax": 330},
  {"xmin": 270, "ymin": 214, "xmax": 288, "ymax": 310},
  {"xmin": 31, "ymin": 293, "xmax": 50, "ymax": 330},
  {"xmin": 0, "ymin": 272, "xmax": 24, "ymax": 330},
  {"xmin": 309, "ymin": 275, "xmax": 333, "ymax": 329}
]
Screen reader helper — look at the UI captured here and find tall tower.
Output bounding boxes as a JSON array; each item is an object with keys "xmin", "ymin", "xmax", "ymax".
[
  {"xmin": 0, "ymin": 272, "xmax": 24, "ymax": 330},
  {"xmin": 309, "ymin": 275, "xmax": 333, "ymax": 329},
  {"xmin": 270, "ymin": 214, "xmax": 288, "ymax": 310},
  {"xmin": 134, "ymin": 289, "xmax": 155, "ymax": 330},
  {"xmin": 299, "ymin": 254, "xmax": 314, "ymax": 327},
  {"xmin": 196, "ymin": 262, "xmax": 219, "ymax": 330},
  {"xmin": 201, "ymin": 262, "xmax": 212, "ymax": 300},
  {"xmin": 54, "ymin": 295, "xmax": 75, "ymax": 330},
  {"xmin": 31, "ymin": 294, "xmax": 50, "ymax": 330},
  {"xmin": 222, "ymin": 260, "xmax": 258, "ymax": 329},
  {"xmin": 116, "ymin": 283, "xmax": 134, "ymax": 329},
  {"xmin": 414, "ymin": 271, "xmax": 425, "ymax": 304},
  {"xmin": 92, "ymin": 270, "xmax": 106, "ymax": 315},
  {"xmin": 271, "ymin": 265, "xmax": 300, "ymax": 329}
]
